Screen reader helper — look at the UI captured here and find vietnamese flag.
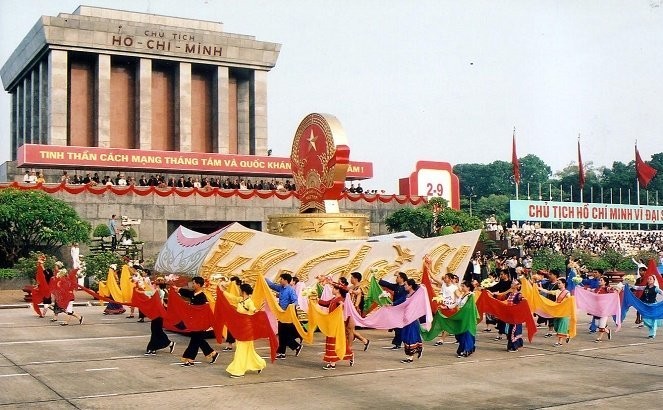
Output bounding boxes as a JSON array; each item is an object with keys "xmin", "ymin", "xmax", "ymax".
[{"xmin": 635, "ymin": 145, "xmax": 657, "ymax": 188}]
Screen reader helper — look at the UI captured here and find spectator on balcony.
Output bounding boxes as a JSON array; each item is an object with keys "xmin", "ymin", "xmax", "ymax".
[{"xmin": 139, "ymin": 175, "xmax": 149, "ymax": 186}]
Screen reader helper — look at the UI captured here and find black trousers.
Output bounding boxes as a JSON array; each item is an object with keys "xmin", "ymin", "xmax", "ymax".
[
  {"xmin": 391, "ymin": 327, "xmax": 403, "ymax": 347},
  {"xmin": 277, "ymin": 322, "xmax": 301, "ymax": 354},
  {"xmin": 146, "ymin": 317, "xmax": 171, "ymax": 352},
  {"xmin": 226, "ymin": 331, "xmax": 236, "ymax": 344},
  {"xmin": 183, "ymin": 330, "xmax": 214, "ymax": 360}
]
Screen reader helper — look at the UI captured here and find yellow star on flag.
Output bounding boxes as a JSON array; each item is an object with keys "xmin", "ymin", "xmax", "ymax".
[{"xmin": 307, "ymin": 129, "xmax": 317, "ymax": 152}]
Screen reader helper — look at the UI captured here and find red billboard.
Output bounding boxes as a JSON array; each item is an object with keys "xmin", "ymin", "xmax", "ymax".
[{"xmin": 17, "ymin": 144, "xmax": 373, "ymax": 179}]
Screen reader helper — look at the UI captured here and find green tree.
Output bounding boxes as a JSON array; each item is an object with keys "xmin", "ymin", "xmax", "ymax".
[
  {"xmin": 519, "ymin": 154, "xmax": 552, "ymax": 186},
  {"xmin": 0, "ymin": 188, "xmax": 91, "ymax": 267},
  {"xmin": 474, "ymin": 194, "xmax": 510, "ymax": 224},
  {"xmin": 84, "ymin": 251, "xmax": 125, "ymax": 284},
  {"xmin": 385, "ymin": 207, "xmax": 434, "ymax": 238}
]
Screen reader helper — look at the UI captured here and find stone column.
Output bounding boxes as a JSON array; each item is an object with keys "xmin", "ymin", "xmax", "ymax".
[
  {"xmin": 24, "ymin": 76, "xmax": 32, "ymax": 145},
  {"xmin": 237, "ymin": 78, "xmax": 250, "ymax": 155},
  {"xmin": 213, "ymin": 66, "xmax": 229, "ymax": 153},
  {"xmin": 176, "ymin": 62, "xmax": 192, "ymax": 152},
  {"xmin": 47, "ymin": 49, "xmax": 68, "ymax": 146},
  {"xmin": 24, "ymin": 73, "xmax": 33, "ymax": 144},
  {"xmin": 39, "ymin": 60, "xmax": 48, "ymax": 144},
  {"xmin": 16, "ymin": 82, "xmax": 24, "ymax": 150},
  {"xmin": 31, "ymin": 68, "xmax": 40, "ymax": 144},
  {"xmin": 10, "ymin": 91, "xmax": 17, "ymax": 160},
  {"xmin": 253, "ymin": 70, "xmax": 269, "ymax": 156},
  {"xmin": 138, "ymin": 58, "xmax": 152, "ymax": 150},
  {"xmin": 96, "ymin": 54, "xmax": 111, "ymax": 147}
]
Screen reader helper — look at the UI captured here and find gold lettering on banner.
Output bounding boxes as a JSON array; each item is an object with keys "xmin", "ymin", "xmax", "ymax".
[
  {"xmin": 295, "ymin": 250, "xmax": 350, "ymax": 283},
  {"xmin": 67, "ymin": 151, "xmax": 97, "ymax": 161},
  {"xmin": 430, "ymin": 244, "xmax": 456, "ymax": 274},
  {"xmin": 406, "ymin": 268, "xmax": 422, "ymax": 283},
  {"xmin": 240, "ymin": 249, "xmax": 297, "ymax": 285},
  {"xmin": 39, "ymin": 150, "xmax": 64, "ymax": 160},
  {"xmin": 446, "ymin": 245, "xmax": 471, "ymax": 273},
  {"xmin": 326, "ymin": 245, "xmax": 372, "ymax": 279},
  {"xmin": 393, "ymin": 244, "xmax": 414, "ymax": 264}
]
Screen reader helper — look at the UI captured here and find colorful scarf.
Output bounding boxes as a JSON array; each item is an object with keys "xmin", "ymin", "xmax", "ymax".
[
  {"xmin": 344, "ymin": 287, "xmax": 433, "ymax": 330},
  {"xmin": 574, "ymin": 287, "xmax": 622, "ymax": 330},
  {"xmin": 475, "ymin": 290, "xmax": 538, "ymax": 342},
  {"xmin": 420, "ymin": 294, "xmax": 478, "ymax": 341},
  {"xmin": 519, "ymin": 278, "xmax": 577, "ymax": 338},
  {"xmin": 622, "ymin": 285, "xmax": 663, "ymax": 320}
]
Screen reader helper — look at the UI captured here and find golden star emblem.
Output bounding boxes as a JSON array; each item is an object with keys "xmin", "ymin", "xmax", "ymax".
[{"xmin": 307, "ymin": 130, "xmax": 317, "ymax": 152}]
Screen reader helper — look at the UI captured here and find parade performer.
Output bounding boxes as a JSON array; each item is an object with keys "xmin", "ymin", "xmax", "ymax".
[
  {"xmin": 31, "ymin": 255, "xmax": 53, "ymax": 318},
  {"xmin": 590, "ymin": 276, "xmax": 617, "ymax": 342},
  {"xmin": 427, "ymin": 272, "xmax": 458, "ymax": 346},
  {"xmin": 539, "ymin": 278, "xmax": 571, "ymax": 346},
  {"xmin": 101, "ymin": 265, "xmax": 127, "ymax": 315},
  {"xmin": 173, "ymin": 276, "xmax": 219, "ymax": 367},
  {"xmin": 51, "ymin": 264, "xmax": 83, "ymax": 326},
  {"xmin": 138, "ymin": 279, "xmax": 175, "ymax": 356},
  {"xmin": 400, "ymin": 279, "xmax": 424, "ymax": 363},
  {"xmin": 317, "ymin": 281, "xmax": 353, "ymax": 369},
  {"xmin": 221, "ymin": 283, "xmax": 267, "ymax": 377},
  {"xmin": 348, "ymin": 272, "xmax": 370, "ymax": 350},
  {"xmin": 379, "ymin": 272, "xmax": 408, "ymax": 350},
  {"xmin": 266, "ymin": 271, "xmax": 302, "ymax": 359},
  {"xmin": 503, "ymin": 280, "xmax": 524, "ymax": 352},
  {"xmin": 485, "ymin": 269, "xmax": 512, "ymax": 341},
  {"xmin": 632, "ymin": 275, "xmax": 663, "ymax": 339}
]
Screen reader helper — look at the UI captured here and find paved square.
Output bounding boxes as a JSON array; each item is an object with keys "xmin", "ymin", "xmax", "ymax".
[{"xmin": 0, "ymin": 306, "xmax": 661, "ymax": 409}]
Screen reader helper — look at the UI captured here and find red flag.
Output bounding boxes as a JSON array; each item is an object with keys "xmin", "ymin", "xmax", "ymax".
[
  {"xmin": 578, "ymin": 139, "xmax": 585, "ymax": 190},
  {"xmin": 512, "ymin": 129, "xmax": 520, "ymax": 185},
  {"xmin": 635, "ymin": 146, "xmax": 657, "ymax": 188}
]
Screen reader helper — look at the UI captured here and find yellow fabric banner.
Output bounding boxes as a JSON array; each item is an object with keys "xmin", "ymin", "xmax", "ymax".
[
  {"xmin": 252, "ymin": 276, "xmax": 346, "ymax": 357},
  {"xmin": 520, "ymin": 278, "xmax": 577, "ymax": 338}
]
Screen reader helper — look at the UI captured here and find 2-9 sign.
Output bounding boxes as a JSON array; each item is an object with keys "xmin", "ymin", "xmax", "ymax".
[
  {"xmin": 426, "ymin": 183, "xmax": 444, "ymax": 197},
  {"xmin": 417, "ymin": 168, "xmax": 451, "ymax": 200},
  {"xmin": 400, "ymin": 161, "xmax": 460, "ymax": 209}
]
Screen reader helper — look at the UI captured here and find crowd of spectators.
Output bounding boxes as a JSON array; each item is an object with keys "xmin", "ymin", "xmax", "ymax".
[
  {"xmin": 509, "ymin": 227, "xmax": 663, "ymax": 255},
  {"xmin": 22, "ymin": 170, "xmax": 298, "ymax": 191},
  {"xmin": 22, "ymin": 170, "xmax": 384, "ymax": 194}
]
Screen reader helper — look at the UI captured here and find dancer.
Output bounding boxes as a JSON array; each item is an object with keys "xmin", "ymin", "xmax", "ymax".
[
  {"xmin": 144, "ymin": 279, "xmax": 175, "ymax": 355},
  {"xmin": 222, "ymin": 283, "xmax": 266, "ymax": 377},
  {"xmin": 348, "ymin": 272, "xmax": 370, "ymax": 350},
  {"xmin": 318, "ymin": 282, "xmax": 354, "ymax": 369},
  {"xmin": 453, "ymin": 281, "xmax": 476, "ymax": 358},
  {"xmin": 593, "ymin": 276, "xmax": 615, "ymax": 343},
  {"xmin": 51, "ymin": 263, "xmax": 83, "ymax": 326},
  {"xmin": 223, "ymin": 276, "xmax": 243, "ymax": 352},
  {"xmin": 632, "ymin": 275, "xmax": 663, "ymax": 339},
  {"xmin": 540, "ymin": 278, "xmax": 571, "ymax": 346},
  {"xmin": 266, "ymin": 271, "xmax": 302, "ymax": 359},
  {"xmin": 379, "ymin": 272, "xmax": 408, "ymax": 350},
  {"xmin": 503, "ymin": 280, "xmax": 524, "ymax": 352},
  {"xmin": 486, "ymin": 269, "xmax": 512, "ymax": 341},
  {"xmin": 428, "ymin": 272, "xmax": 458, "ymax": 346},
  {"xmin": 400, "ymin": 279, "xmax": 423, "ymax": 363},
  {"xmin": 175, "ymin": 276, "xmax": 219, "ymax": 366}
]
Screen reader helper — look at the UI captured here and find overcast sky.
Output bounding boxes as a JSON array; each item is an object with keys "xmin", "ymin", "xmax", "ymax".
[{"xmin": 1, "ymin": 0, "xmax": 662, "ymax": 192}]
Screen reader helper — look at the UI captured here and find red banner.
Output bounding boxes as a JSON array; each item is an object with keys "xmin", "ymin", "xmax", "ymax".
[
  {"xmin": 0, "ymin": 182, "xmax": 427, "ymax": 205},
  {"xmin": 17, "ymin": 144, "xmax": 373, "ymax": 180}
]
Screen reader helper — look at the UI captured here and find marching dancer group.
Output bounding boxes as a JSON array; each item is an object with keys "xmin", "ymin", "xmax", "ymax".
[{"xmin": 29, "ymin": 255, "xmax": 663, "ymax": 378}]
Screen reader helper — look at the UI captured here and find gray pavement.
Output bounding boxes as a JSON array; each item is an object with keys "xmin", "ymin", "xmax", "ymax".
[{"xmin": 0, "ymin": 306, "xmax": 662, "ymax": 409}]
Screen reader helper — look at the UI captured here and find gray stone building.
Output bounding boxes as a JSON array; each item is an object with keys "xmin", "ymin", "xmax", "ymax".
[
  {"xmin": 0, "ymin": 6, "xmax": 412, "ymax": 264},
  {"xmin": 1, "ymin": 5, "xmax": 279, "ymax": 160}
]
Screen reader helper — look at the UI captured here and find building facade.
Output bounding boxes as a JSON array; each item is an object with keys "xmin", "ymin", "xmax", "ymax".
[{"xmin": 1, "ymin": 6, "xmax": 280, "ymax": 161}]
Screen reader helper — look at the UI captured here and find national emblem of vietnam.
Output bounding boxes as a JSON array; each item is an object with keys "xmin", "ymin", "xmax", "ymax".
[
  {"xmin": 267, "ymin": 113, "xmax": 369, "ymax": 240},
  {"xmin": 291, "ymin": 113, "xmax": 350, "ymax": 213}
]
